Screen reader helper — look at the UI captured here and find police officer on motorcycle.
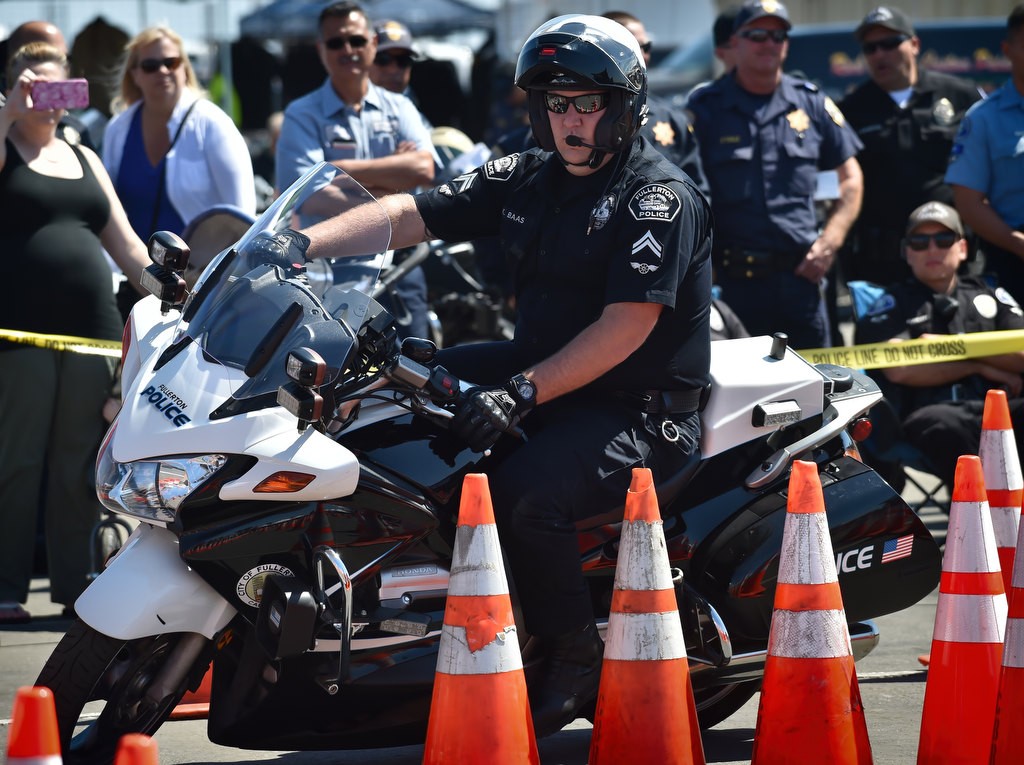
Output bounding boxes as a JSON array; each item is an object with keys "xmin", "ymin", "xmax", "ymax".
[{"xmin": 302, "ymin": 13, "xmax": 713, "ymax": 736}]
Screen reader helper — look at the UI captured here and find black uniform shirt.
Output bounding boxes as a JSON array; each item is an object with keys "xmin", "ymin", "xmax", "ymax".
[
  {"xmin": 856, "ymin": 276, "xmax": 1024, "ymax": 409},
  {"xmin": 688, "ymin": 72, "xmax": 862, "ymax": 253},
  {"xmin": 414, "ymin": 138, "xmax": 713, "ymax": 392},
  {"xmin": 840, "ymin": 69, "xmax": 981, "ymax": 238}
]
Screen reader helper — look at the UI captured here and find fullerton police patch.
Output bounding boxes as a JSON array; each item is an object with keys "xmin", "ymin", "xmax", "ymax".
[
  {"xmin": 628, "ymin": 183, "xmax": 681, "ymax": 223},
  {"xmin": 483, "ymin": 153, "xmax": 519, "ymax": 181}
]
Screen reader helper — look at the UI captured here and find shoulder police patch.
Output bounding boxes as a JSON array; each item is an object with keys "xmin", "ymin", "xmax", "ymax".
[
  {"xmin": 996, "ymin": 287, "xmax": 1021, "ymax": 307},
  {"xmin": 628, "ymin": 183, "xmax": 681, "ymax": 223},
  {"xmin": 484, "ymin": 153, "xmax": 519, "ymax": 181},
  {"xmin": 824, "ymin": 96, "xmax": 845, "ymax": 126}
]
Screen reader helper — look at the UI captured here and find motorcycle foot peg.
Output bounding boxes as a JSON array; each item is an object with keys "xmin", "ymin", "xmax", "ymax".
[{"xmin": 379, "ymin": 611, "xmax": 431, "ymax": 638}]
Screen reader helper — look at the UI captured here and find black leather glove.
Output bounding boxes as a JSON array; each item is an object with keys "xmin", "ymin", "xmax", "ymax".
[
  {"xmin": 452, "ymin": 375, "xmax": 536, "ymax": 452},
  {"xmin": 251, "ymin": 229, "xmax": 311, "ymax": 274}
]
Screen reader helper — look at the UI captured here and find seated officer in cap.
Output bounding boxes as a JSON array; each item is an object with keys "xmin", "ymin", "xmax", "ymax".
[
  {"xmin": 688, "ymin": 0, "xmax": 864, "ymax": 350},
  {"xmin": 839, "ymin": 6, "xmax": 981, "ymax": 288},
  {"xmin": 855, "ymin": 201, "xmax": 1024, "ymax": 490}
]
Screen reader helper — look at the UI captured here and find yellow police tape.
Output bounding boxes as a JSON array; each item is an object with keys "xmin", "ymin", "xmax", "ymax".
[
  {"xmin": 4, "ymin": 327, "xmax": 1024, "ymax": 370},
  {"xmin": 798, "ymin": 329, "xmax": 1024, "ymax": 370},
  {"xmin": 0, "ymin": 328, "xmax": 122, "ymax": 358}
]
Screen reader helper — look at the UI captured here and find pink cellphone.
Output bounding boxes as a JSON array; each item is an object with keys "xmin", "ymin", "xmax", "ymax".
[{"xmin": 31, "ymin": 79, "xmax": 89, "ymax": 111}]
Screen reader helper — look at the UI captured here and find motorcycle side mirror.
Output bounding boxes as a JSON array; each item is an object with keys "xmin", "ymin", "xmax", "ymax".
[
  {"xmin": 277, "ymin": 347, "xmax": 326, "ymax": 431},
  {"xmin": 148, "ymin": 230, "xmax": 191, "ymax": 273},
  {"xmin": 400, "ymin": 337, "xmax": 437, "ymax": 363}
]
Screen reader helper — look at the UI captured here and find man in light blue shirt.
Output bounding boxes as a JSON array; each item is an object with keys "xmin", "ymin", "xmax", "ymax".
[
  {"xmin": 945, "ymin": 4, "xmax": 1024, "ymax": 301},
  {"xmin": 277, "ymin": 0, "xmax": 438, "ymax": 338}
]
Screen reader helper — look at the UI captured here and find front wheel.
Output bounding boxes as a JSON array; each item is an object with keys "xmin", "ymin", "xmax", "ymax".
[
  {"xmin": 35, "ymin": 621, "xmax": 193, "ymax": 765},
  {"xmin": 694, "ymin": 679, "xmax": 761, "ymax": 729}
]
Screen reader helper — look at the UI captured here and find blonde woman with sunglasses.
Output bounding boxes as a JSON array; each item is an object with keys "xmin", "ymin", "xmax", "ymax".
[{"xmin": 102, "ymin": 26, "xmax": 255, "ymax": 309}]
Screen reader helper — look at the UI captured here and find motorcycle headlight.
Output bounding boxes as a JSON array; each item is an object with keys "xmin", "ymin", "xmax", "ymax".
[{"xmin": 97, "ymin": 436, "xmax": 225, "ymax": 524}]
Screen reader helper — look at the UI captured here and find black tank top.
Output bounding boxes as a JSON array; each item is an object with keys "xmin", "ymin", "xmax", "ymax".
[{"xmin": 0, "ymin": 138, "xmax": 122, "ymax": 345}]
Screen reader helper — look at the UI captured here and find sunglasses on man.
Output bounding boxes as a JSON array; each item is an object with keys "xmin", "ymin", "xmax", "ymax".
[
  {"xmin": 544, "ymin": 93, "xmax": 608, "ymax": 115},
  {"xmin": 374, "ymin": 52, "xmax": 415, "ymax": 69},
  {"xmin": 138, "ymin": 56, "xmax": 182, "ymax": 74},
  {"xmin": 862, "ymin": 35, "xmax": 910, "ymax": 55},
  {"xmin": 323, "ymin": 34, "xmax": 370, "ymax": 51},
  {"xmin": 738, "ymin": 28, "xmax": 788, "ymax": 44},
  {"xmin": 906, "ymin": 232, "xmax": 959, "ymax": 251}
]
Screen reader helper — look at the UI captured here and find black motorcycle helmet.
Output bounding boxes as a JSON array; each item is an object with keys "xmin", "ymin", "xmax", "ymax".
[{"xmin": 514, "ymin": 14, "xmax": 648, "ymax": 156}]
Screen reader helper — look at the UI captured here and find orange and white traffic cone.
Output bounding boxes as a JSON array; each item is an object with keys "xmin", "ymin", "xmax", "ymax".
[
  {"xmin": 168, "ymin": 663, "xmax": 211, "ymax": 721},
  {"xmin": 588, "ymin": 467, "xmax": 705, "ymax": 765},
  {"xmin": 114, "ymin": 734, "xmax": 158, "ymax": 765},
  {"xmin": 750, "ymin": 460, "xmax": 873, "ymax": 765},
  {"xmin": 6, "ymin": 686, "xmax": 62, "ymax": 765},
  {"xmin": 422, "ymin": 473, "xmax": 538, "ymax": 765},
  {"xmin": 992, "ymin": 515, "xmax": 1024, "ymax": 763},
  {"xmin": 980, "ymin": 389, "xmax": 1023, "ymax": 594},
  {"xmin": 917, "ymin": 455, "xmax": 1007, "ymax": 765}
]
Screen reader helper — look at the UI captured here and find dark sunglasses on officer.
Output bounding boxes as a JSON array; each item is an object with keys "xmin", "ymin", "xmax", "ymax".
[
  {"xmin": 323, "ymin": 34, "xmax": 370, "ymax": 51},
  {"xmin": 905, "ymin": 231, "xmax": 960, "ymax": 251},
  {"xmin": 544, "ymin": 93, "xmax": 608, "ymax": 115},
  {"xmin": 374, "ymin": 51, "xmax": 415, "ymax": 69},
  {"xmin": 738, "ymin": 28, "xmax": 789, "ymax": 44},
  {"xmin": 861, "ymin": 34, "xmax": 911, "ymax": 55}
]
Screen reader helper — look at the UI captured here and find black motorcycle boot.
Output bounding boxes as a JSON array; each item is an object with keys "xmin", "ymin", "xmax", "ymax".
[{"xmin": 528, "ymin": 621, "xmax": 604, "ymax": 738}]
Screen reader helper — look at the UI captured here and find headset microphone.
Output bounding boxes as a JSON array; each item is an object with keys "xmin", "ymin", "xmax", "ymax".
[
  {"xmin": 565, "ymin": 135, "xmax": 606, "ymax": 150},
  {"xmin": 564, "ymin": 135, "xmax": 617, "ymax": 169}
]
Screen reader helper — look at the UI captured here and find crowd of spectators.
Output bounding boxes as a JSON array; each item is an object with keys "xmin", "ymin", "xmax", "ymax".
[{"xmin": 2, "ymin": 0, "xmax": 1024, "ymax": 623}]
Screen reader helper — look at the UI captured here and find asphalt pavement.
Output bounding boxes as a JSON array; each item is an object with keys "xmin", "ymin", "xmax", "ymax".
[{"xmin": 0, "ymin": 472, "xmax": 950, "ymax": 764}]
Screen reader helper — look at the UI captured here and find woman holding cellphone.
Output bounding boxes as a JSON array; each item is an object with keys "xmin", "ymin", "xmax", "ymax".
[
  {"xmin": 103, "ymin": 26, "xmax": 255, "ymax": 317},
  {"xmin": 0, "ymin": 42, "xmax": 150, "ymax": 624}
]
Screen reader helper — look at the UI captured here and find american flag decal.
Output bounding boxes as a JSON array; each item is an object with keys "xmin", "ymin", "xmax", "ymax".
[{"xmin": 881, "ymin": 534, "xmax": 914, "ymax": 564}]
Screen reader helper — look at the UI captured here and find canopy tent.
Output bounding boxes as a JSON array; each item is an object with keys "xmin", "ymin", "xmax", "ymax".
[{"xmin": 239, "ymin": 0, "xmax": 495, "ymax": 40}]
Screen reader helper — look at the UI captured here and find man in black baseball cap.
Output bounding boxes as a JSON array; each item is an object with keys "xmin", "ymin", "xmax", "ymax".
[{"xmin": 837, "ymin": 6, "xmax": 981, "ymax": 286}]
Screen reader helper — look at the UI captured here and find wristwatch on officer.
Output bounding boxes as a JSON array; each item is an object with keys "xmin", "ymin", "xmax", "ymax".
[{"xmin": 506, "ymin": 373, "xmax": 537, "ymax": 413}]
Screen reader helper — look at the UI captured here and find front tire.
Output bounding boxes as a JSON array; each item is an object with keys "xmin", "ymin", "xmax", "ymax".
[
  {"xmin": 694, "ymin": 679, "xmax": 761, "ymax": 729},
  {"xmin": 35, "ymin": 621, "xmax": 191, "ymax": 765}
]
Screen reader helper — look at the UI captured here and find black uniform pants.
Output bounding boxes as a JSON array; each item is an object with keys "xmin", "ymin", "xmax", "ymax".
[
  {"xmin": 435, "ymin": 343, "xmax": 701, "ymax": 638},
  {"xmin": 903, "ymin": 397, "xmax": 1024, "ymax": 489}
]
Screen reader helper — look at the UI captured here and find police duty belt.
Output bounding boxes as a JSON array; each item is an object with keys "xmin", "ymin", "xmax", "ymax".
[
  {"xmin": 0, "ymin": 328, "xmax": 122, "ymax": 358},
  {"xmin": 798, "ymin": 330, "xmax": 1024, "ymax": 371}
]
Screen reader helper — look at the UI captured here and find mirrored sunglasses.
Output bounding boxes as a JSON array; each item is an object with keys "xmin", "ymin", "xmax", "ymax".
[
  {"xmin": 739, "ymin": 28, "xmax": 788, "ymax": 44},
  {"xmin": 138, "ymin": 57, "xmax": 182, "ymax": 74},
  {"xmin": 324, "ymin": 34, "xmax": 370, "ymax": 50},
  {"xmin": 374, "ymin": 52, "xmax": 415, "ymax": 69},
  {"xmin": 906, "ymin": 232, "xmax": 959, "ymax": 251},
  {"xmin": 862, "ymin": 35, "xmax": 910, "ymax": 55},
  {"xmin": 544, "ymin": 92, "xmax": 608, "ymax": 115}
]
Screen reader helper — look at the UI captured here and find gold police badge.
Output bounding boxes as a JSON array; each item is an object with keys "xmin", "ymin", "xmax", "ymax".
[
  {"xmin": 787, "ymin": 109, "xmax": 810, "ymax": 134},
  {"xmin": 652, "ymin": 120, "xmax": 676, "ymax": 146},
  {"xmin": 933, "ymin": 97, "xmax": 955, "ymax": 126}
]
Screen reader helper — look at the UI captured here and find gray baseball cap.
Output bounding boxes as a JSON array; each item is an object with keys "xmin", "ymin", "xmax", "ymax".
[{"xmin": 905, "ymin": 201, "xmax": 964, "ymax": 237}]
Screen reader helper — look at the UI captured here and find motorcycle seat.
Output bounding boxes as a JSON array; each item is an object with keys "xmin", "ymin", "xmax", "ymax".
[{"xmin": 574, "ymin": 448, "xmax": 701, "ymax": 531}]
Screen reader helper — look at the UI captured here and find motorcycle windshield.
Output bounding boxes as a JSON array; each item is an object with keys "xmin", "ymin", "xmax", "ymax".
[{"xmin": 176, "ymin": 163, "xmax": 392, "ymax": 401}]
